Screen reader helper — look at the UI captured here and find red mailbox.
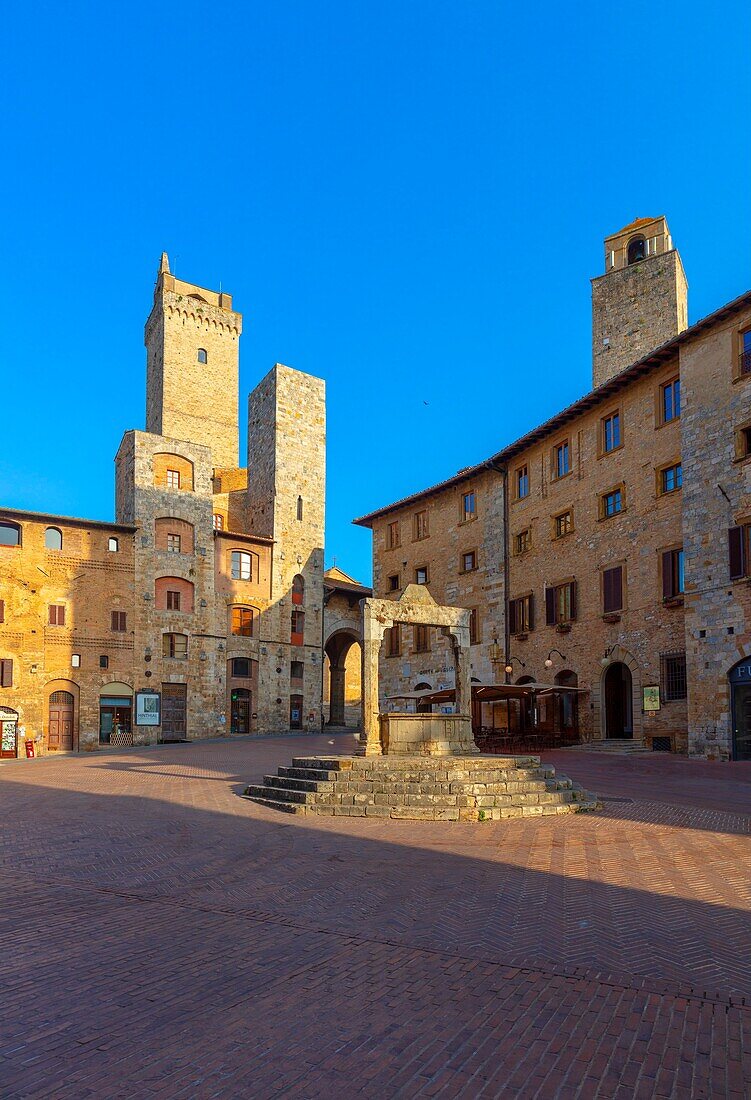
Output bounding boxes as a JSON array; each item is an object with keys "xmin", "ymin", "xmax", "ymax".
[{"xmin": 24, "ymin": 740, "xmax": 35, "ymax": 759}]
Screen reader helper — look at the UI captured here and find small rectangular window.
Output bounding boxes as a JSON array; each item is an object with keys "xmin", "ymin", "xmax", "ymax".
[
  {"xmin": 554, "ymin": 511, "xmax": 572, "ymax": 539},
  {"xmin": 462, "ymin": 491, "xmax": 476, "ymax": 521},
  {"xmin": 0, "ymin": 659, "xmax": 13, "ymax": 687},
  {"xmin": 661, "ymin": 463, "xmax": 682, "ymax": 494},
  {"xmin": 661, "ymin": 651, "xmax": 687, "ymax": 701},
  {"xmin": 99, "ymin": 655, "xmax": 109, "ymax": 670},
  {"xmin": 413, "ymin": 510, "xmax": 429, "ymax": 540},
  {"xmin": 231, "ymin": 551, "xmax": 252, "ymax": 581},
  {"xmin": 509, "ymin": 595, "xmax": 534, "ymax": 635},
  {"xmin": 71, "ymin": 654, "xmax": 81, "ymax": 668},
  {"xmin": 291, "ymin": 660, "xmax": 304, "ymax": 680},
  {"xmin": 231, "ymin": 607, "xmax": 254, "ymax": 636},
  {"xmin": 107, "ymin": 537, "xmax": 119, "ymax": 552},
  {"xmin": 414, "ymin": 625, "xmax": 430, "ymax": 653},
  {"xmin": 212, "ymin": 514, "xmax": 224, "ymax": 531},
  {"xmin": 462, "ymin": 550, "xmax": 477, "ymax": 572},
  {"xmin": 415, "ymin": 566, "xmax": 428, "ymax": 585},
  {"xmin": 741, "ymin": 330, "xmax": 751, "ymax": 376},
  {"xmin": 163, "ymin": 634, "xmax": 188, "ymax": 659},
  {"xmin": 602, "ymin": 412, "xmax": 621, "ymax": 453},
  {"xmin": 553, "ymin": 441, "xmax": 570, "ymax": 479},
  {"xmin": 662, "ymin": 548, "xmax": 684, "ymax": 599},
  {"xmin": 232, "ymin": 657, "xmax": 251, "ymax": 678},
  {"xmin": 469, "ymin": 608, "xmax": 479, "ymax": 645},
  {"xmin": 602, "ymin": 566, "xmax": 624, "ymax": 614},
  {"xmin": 388, "ymin": 574, "xmax": 400, "ymax": 592},
  {"xmin": 166, "ymin": 591, "xmax": 181, "ymax": 611},
  {"xmin": 48, "ymin": 604, "xmax": 66, "ymax": 626},
  {"xmin": 386, "ymin": 624, "xmax": 401, "ymax": 657},
  {"xmin": 729, "ymin": 525, "xmax": 751, "ymax": 579},
  {"xmin": 387, "ymin": 521, "xmax": 400, "ymax": 549},
  {"xmin": 601, "ymin": 488, "xmax": 623, "ymax": 518},
  {"xmin": 515, "ymin": 465, "xmax": 529, "ymax": 499},
  {"xmin": 291, "ymin": 609, "xmax": 305, "ymax": 642},
  {"xmin": 661, "ymin": 378, "xmax": 681, "ymax": 422},
  {"xmin": 166, "ymin": 533, "xmax": 181, "ymax": 553},
  {"xmin": 166, "ymin": 469, "xmax": 181, "ymax": 490},
  {"xmin": 111, "ymin": 611, "xmax": 127, "ymax": 632},
  {"xmin": 515, "ymin": 529, "xmax": 531, "ymax": 555}
]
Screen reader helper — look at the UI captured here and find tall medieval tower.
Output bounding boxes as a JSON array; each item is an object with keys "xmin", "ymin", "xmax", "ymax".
[
  {"xmin": 144, "ymin": 253, "xmax": 242, "ymax": 469},
  {"xmin": 591, "ymin": 216, "xmax": 688, "ymax": 388}
]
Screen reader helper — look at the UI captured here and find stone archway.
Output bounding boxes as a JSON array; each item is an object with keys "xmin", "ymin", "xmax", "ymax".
[
  {"xmin": 324, "ymin": 629, "xmax": 362, "ymax": 727},
  {"xmin": 593, "ymin": 646, "xmax": 641, "ymax": 741}
]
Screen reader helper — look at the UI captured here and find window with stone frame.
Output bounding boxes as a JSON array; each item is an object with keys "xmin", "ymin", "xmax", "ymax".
[
  {"xmin": 413, "ymin": 510, "xmax": 429, "ymax": 541},
  {"xmin": 231, "ymin": 550, "xmax": 252, "ymax": 581},
  {"xmin": 602, "ymin": 565, "xmax": 624, "ymax": 614},
  {"xmin": 388, "ymin": 573, "xmax": 400, "ymax": 592},
  {"xmin": 415, "ymin": 565, "xmax": 429, "ymax": 585},
  {"xmin": 461, "ymin": 550, "xmax": 477, "ymax": 573},
  {"xmin": 545, "ymin": 581, "xmax": 577, "ymax": 625},
  {"xmin": 659, "ymin": 462, "xmax": 682, "ymax": 494},
  {"xmin": 601, "ymin": 411, "xmax": 621, "ymax": 453},
  {"xmin": 661, "ymin": 547, "xmax": 684, "ymax": 599},
  {"xmin": 414, "ymin": 625, "xmax": 430, "ymax": 653},
  {"xmin": 600, "ymin": 487, "xmax": 624, "ymax": 519},
  {"xmin": 661, "ymin": 377, "xmax": 681, "ymax": 422},
  {"xmin": 291, "ymin": 609, "xmax": 305, "ymax": 644},
  {"xmin": 231, "ymin": 606, "xmax": 255, "ymax": 636},
  {"xmin": 387, "ymin": 521, "xmax": 400, "ymax": 549},
  {"xmin": 166, "ymin": 533, "xmax": 181, "ymax": 553},
  {"xmin": 386, "ymin": 624, "xmax": 401, "ymax": 657},
  {"xmin": 461, "ymin": 491, "xmax": 476, "ymax": 522},
  {"xmin": 728, "ymin": 525, "xmax": 751, "ymax": 580},
  {"xmin": 166, "ymin": 590, "xmax": 181, "ymax": 611},
  {"xmin": 553, "ymin": 510, "xmax": 573, "ymax": 539},
  {"xmin": 0, "ymin": 659, "xmax": 13, "ymax": 687},
  {"xmin": 552, "ymin": 440, "xmax": 571, "ymax": 479},
  {"xmin": 166, "ymin": 469, "xmax": 181, "ymax": 490},
  {"xmin": 509, "ymin": 594, "xmax": 534, "ymax": 635},
  {"xmin": 110, "ymin": 610, "xmax": 127, "ymax": 631},
  {"xmin": 162, "ymin": 633, "xmax": 188, "ymax": 659},
  {"xmin": 213, "ymin": 514, "xmax": 224, "ymax": 531},
  {"xmin": 515, "ymin": 528, "xmax": 531, "ymax": 555},
  {"xmin": 515, "ymin": 465, "xmax": 529, "ymax": 499},
  {"xmin": 48, "ymin": 604, "xmax": 66, "ymax": 626}
]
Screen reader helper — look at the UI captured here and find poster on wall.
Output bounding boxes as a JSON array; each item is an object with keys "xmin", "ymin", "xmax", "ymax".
[
  {"xmin": 135, "ymin": 691, "xmax": 161, "ymax": 726},
  {"xmin": 643, "ymin": 685, "xmax": 661, "ymax": 712}
]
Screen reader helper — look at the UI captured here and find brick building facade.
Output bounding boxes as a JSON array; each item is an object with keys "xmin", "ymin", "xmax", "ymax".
[
  {"xmin": 0, "ymin": 256, "xmax": 349, "ymax": 755},
  {"xmin": 355, "ymin": 218, "xmax": 751, "ymax": 760}
]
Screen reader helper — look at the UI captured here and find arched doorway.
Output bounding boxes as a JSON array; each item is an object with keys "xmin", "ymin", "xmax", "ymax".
[
  {"xmin": 48, "ymin": 691, "xmax": 74, "ymax": 751},
  {"xmin": 1, "ymin": 706, "xmax": 19, "ymax": 758},
  {"xmin": 728, "ymin": 658, "xmax": 751, "ymax": 761},
  {"xmin": 414, "ymin": 681, "xmax": 432, "ymax": 714},
  {"xmin": 324, "ymin": 630, "xmax": 361, "ymax": 727},
  {"xmin": 555, "ymin": 670, "xmax": 579, "ymax": 743},
  {"xmin": 603, "ymin": 662, "xmax": 633, "ymax": 738}
]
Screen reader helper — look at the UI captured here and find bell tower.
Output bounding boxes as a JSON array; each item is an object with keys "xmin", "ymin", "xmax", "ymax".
[
  {"xmin": 144, "ymin": 253, "xmax": 242, "ymax": 469},
  {"xmin": 591, "ymin": 216, "xmax": 688, "ymax": 388}
]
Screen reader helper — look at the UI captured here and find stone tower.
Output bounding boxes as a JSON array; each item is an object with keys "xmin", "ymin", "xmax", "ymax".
[
  {"xmin": 246, "ymin": 364, "xmax": 326, "ymax": 730},
  {"xmin": 144, "ymin": 254, "xmax": 242, "ymax": 469},
  {"xmin": 591, "ymin": 216, "xmax": 688, "ymax": 388}
]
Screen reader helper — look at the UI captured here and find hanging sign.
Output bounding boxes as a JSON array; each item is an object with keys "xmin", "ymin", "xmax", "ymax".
[
  {"xmin": 135, "ymin": 691, "xmax": 161, "ymax": 726},
  {"xmin": 643, "ymin": 685, "xmax": 661, "ymax": 712}
]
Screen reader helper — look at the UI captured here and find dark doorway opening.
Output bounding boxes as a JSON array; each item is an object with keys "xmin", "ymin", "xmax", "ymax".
[
  {"xmin": 604, "ymin": 662, "xmax": 633, "ymax": 738},
  {"xmin": 729, "ymin": 661, "xmax": 751, "ymax": 760},
  {"xmin": 231, "ymin": 689, "xmax": 251, "ymax": 735}
]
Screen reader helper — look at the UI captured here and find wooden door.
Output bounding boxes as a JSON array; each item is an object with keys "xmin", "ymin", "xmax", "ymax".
[
  {"xmin": 231, "ymin": 690, "xmax": 250, "ymax": 734},
  {"xmin": 732, "ymin": 685, "xmax": 751, "ymax": 761},
  {"xmin": 48, "ymin": 691, "xmax": 74, "ymax": 751},
  {"xmin": 162, "ymin": 684, "xmax": 187, "ymax": 741}
]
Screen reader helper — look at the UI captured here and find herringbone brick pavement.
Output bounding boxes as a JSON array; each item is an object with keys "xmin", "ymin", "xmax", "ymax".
[{"xmin": 1, "ymin": 733, "xmax": 749, "ymax": 1098}]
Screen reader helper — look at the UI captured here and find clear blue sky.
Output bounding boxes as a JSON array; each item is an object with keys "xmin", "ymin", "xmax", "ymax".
[{"xmin": 2, "ymin": 1, "xmax": 749, "ymax": 585}]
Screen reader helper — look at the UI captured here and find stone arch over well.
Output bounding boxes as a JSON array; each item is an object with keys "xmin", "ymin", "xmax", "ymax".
[{"xmin": 324, "ymin": 628, "xmax": 362, "ymax": 727}]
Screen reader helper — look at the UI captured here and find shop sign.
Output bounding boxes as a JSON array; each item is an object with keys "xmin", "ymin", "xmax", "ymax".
[
  {"xmin": 729, "ymin": 663, "xmax": 751, "ymax": 684},
  {"xmin": 135, "ymin": 691, "xmax": 161, "ymax": 726},
  {"xmin": 643, "ymin": 685, "xmax": 661, "ymax": 712}
]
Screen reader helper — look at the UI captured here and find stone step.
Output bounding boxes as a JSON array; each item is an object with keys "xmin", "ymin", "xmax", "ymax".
[
  {"xmin": 263, "ymin": 775, "xmax": 334, "ymax": 793},
  {"xmin": 242, "ymin": 793, "xmax": 600, "ymax": 821},
  {"xmin": 290, "ymin": 755, "xmax": 542, "ymax": 771},
  {"xmin": 279, "ymin": 765, "xmax": 341, "ymax": 781},
  {"xmin": 246, "ymin": 783, "xmax": 579, "ymax": 811}
]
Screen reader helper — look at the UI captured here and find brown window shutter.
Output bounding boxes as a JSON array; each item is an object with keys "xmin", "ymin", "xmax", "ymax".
[
  {"xmin": 508, "ymin": 599, "xmax": 517, "ymax": 634},
  {"xmin": 729, "ymin": 526, "xmax": 745, "ymax": 580},
  {"xmin": 528, "ymin": 594, "xmax": 535, "ymax": 632},
  {"xmin": 48, "ymin": 605, "xmax": 55, "ymax": 625},
  {"xmin": 0, "ymin": 599, "xmax": 4, "ymax": 623},
  {"xmin": 603, "ymin": 570, "xmax": 613, "ymax": 613},
  {"xmin": 545, "ymin": 587, "xmax": 556, "ymax": 625},
  {"xmin": 60, "ymin": 606, "xmax": 65, "ymax": 626},
  {"xmin": 1, "ymin": 659, "xmax": 12, "ymax": 687},
  {"xmin": 662, "ymin": 550, "xmax": 675, "ymax": 598},
  {"xmin": 612, "ymin": 567, "xmax": 623, "ymax": 611},
  {"xmin": 111, "ymin": 611, "xmax": 117, "ymax": 631},
  {"xmin": 569, "ymin": 581, "xmax": 577, "ymax": 620}
]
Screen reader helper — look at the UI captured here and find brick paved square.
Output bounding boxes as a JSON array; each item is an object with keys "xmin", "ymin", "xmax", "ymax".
[{"xmin": 1, "ymin": 733, "xmax": 749, "ymax": 1098}]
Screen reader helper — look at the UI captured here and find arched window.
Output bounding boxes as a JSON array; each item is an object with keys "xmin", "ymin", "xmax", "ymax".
[
  {"xmin": 230, "ymin": 606, "xmax": 256, "ymax": 637},
  {"xmin": 155, "ymin": 518, "xmax": 194, "ymax": 554},
  {"xmin": 44, "ymin": 527, "xmax": 62, "ymax": 550},
  {"xmin": 213, "ymin": 514, "xmax": 224, "ymax": 531},
  {"xmin": 162, "ymin": 633, "xmax": 188, "ymax": 659},
  {"xmin": 155, "ymin": 577, "xmax": 195, "ymax": 613},
  {"xmin": 297, "ymin": 496, "xmax": 303, "ymax": 521},
  {"xmin": 197, "ymin": 348, "xmax": 208, "ymax": 364},
  {"xmin": 0, "ymin": 522, "xmax": 21, "ymax": 547},
  {"xmin": 627, "ymin": 237, "xmax": 646, "ymax": 265},
  {"xmin": 108, "ymin": 537, "xmax": 119, "ymax": 552},
  {"xmin": 292, "ymin": 574, "xmax": 305, "ymax": 605},
  {"xmin": 231, "ymin": 550, "xmax": 252, "ymax": 581}
]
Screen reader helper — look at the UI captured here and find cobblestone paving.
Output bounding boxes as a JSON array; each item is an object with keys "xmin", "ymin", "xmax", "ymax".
[{"xmin": 1, "ymin": 734, "xmax": 750, "ymax": 1098}]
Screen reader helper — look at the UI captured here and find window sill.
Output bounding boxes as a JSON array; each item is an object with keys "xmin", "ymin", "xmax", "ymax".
[
  {"xmin": 412, "ymin": 536, "xmax": 429, "ymax": 543},
  {"xmin": 550, "ymin": 471, "xmax": 573, "ymax": 484},
  {"xmin": 458, "ymin": 516, "xmax": 477, "ymax": 526},
  {"xmin": 597, "ymin": 444, "xmax": 624, "ymax": 459},
  {"xmin": 662, "ymin": 596, "xmax": 684, "ymax": 609},
  {"xmin": 602, "ymin": 612, "xmax": 622, "ymax": 624},
  {"xmin": 655, "ymin": 416, "xmax": 680, "ymax": 429},
  {"xmin": 597, "ymin": 509, "xmax": 626, "ymax": 522},
  {"xmin": 555, "ymin": 622, "xmax": 572, "ymax": 634},
  {"xmin": 512, "ymin": 632, "xmax": 529, "ymax": 642},
  {"xmin": 511, "ymin": 495, "xmax": 530, "ymax": 505},
  {"xmin": 552, "ymin": 531, "xmax": 574, "ymax": 541}
]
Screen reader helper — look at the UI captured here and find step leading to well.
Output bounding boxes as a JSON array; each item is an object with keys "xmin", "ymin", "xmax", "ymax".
[{"xmin": 243, "ymin": 754, "xmax": 601, "ymax": 822}]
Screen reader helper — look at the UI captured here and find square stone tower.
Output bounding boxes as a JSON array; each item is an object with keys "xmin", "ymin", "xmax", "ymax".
[
  {"xmin": 144, "ymin": 254, "xmax": 242, "ymax": 469},
  {"xmin": 247, "ymin": 364, "xmax": 326, "ymax": 730},
  {"xmin": 591, "ymin": 216, "xmax": 688, "ymax": 388}
]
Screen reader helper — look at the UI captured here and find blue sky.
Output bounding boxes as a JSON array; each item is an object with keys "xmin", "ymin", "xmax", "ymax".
[{"xmin": 2, "ymin": 1, "xmax": 749, "ymax": 584}]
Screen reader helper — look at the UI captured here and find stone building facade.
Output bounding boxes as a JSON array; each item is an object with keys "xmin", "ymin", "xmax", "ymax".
[
  {"xmin": 356, "ymin": 217, "xmax": 751, "ymax": 760},
  {"xmin": 0, "ymin": 256, "xmax": 351, "ymax": 754}
]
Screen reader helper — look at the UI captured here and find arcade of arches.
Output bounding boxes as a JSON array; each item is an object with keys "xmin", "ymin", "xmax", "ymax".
[{"xmin": 323, "ymin": 630, "xmax": 362, "ymax": 727}]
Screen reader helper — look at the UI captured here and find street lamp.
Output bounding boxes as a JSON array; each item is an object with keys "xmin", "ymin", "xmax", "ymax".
[
  {"xmin": 600, "ymin": 646, "xmax": 615, "ymax": 667},
  {"xmin": 544, "ymin": 648, "xmax": 566, "ymax": 670}
]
